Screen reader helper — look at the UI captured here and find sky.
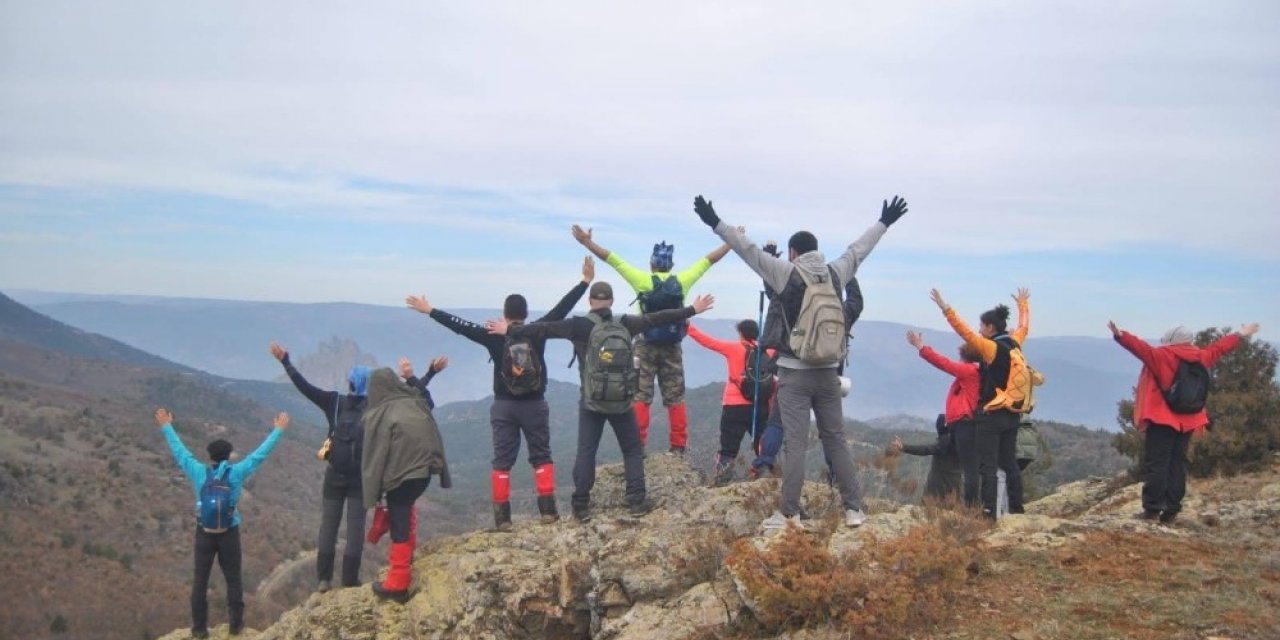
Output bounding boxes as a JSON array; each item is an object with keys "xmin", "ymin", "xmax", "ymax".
[{"xmin": 1, "ymin": 1, "xmax": 1277, "ymax": 339}]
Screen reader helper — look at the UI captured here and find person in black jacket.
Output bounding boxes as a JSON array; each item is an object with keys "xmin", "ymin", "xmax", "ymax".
[
  {"xmin": 398, "ymin": 355, "xmax": 449, "ymax": 409},
  {"xmin": 268, "ymin": 343, "xmax": 424, "ymax": 592},
  {"xmin": 889, "ymin": 415, "xmax": 963, "ymax": 502},
  {"xmin": 405, "ymin": 257, "xmax": 593, "ymax": 530},
  {"xmin": 486, "ymin": 282, "xmax": 714, "ymax": 523}
]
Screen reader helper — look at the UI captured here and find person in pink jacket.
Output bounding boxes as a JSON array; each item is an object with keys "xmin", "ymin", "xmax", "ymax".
[
  {"xmin": 687, "ymin": 321, "xmax": 773, "ymax": 485},
  {"xmin": 1109, "ymin": 320, "xmax": 1259, "ymax": 523}
]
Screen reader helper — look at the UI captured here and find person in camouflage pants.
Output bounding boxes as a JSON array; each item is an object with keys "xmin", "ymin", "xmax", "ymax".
[{"xmin": 572, "ymin": 223, "xmax": 731, "ymax": 453}]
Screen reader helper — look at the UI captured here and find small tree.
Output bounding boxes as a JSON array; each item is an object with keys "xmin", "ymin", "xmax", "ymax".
[{"xmin": 1112, "ymin": 327, "xmax": 1280, "ymax": 477}]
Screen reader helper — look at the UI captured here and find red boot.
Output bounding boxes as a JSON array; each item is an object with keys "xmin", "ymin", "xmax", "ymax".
[
  {"xmin": 668, "ymin": 403, "xmax": 689, "ymax": 453},
  {"xmin": 366, "ymin": 504, "xmax": 390, "ymax": 544},
  {"xmin": 634, "ymin": 402, "xmax": 651, "ymax": 446},
  {"xmin": 371, "ymin": 541, "xmax": 414, "ymax": 603}
]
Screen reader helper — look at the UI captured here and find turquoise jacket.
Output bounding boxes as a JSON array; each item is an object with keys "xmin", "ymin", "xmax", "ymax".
[{"xmin": 162, "ymin": 424, "xmax": 283, "ymax": 528}]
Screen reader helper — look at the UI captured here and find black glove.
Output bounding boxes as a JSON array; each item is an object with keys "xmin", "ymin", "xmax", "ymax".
[
  {"xmin": 880, "ymin": 195, "xmax": 908, "ymax": 227},
  {"xmin": 762, "ymin": 241, "xmax": 781, "ymax": 258},
  {"xmin": 693, "ymin": 195, "xmax": 720, "ymax": 229}
]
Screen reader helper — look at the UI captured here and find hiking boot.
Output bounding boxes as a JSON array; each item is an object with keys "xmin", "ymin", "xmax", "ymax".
[
  {"xmin": 761, "ymin": 511, "xmax": 805, "ymax": 531},
  {"xmin": 712, "ymin": 458, "xmax": 734, "ymax": 486},
  {"xmin": 1158, "ymin": 510, "xmax": 1178, "ymax": 524},
  {"xmin": 572, "ymin": 504, "xmax": 592, "ymax": 523},
  {"xmin": 669, "ymin": 445, "xmax": 686, "ymax": 456},
  {"xmin": 493, "ymin": 502, "xmax": 513, "ymax": 532},
  {"xmin": 316, "ymin": 579, "xmax": 332, "ymax": 593},
  {"xmin": 229, "ymin": 623, "xmax": 243, "ymax": 636},
  {"xmin": 1137, "ymin": 509, "xmax": 1161, "ymax": 521},
  {"xmin": 628, "ymin": 499, "xmax": 653, "ymax": 517},
  {"xmin": 845, "ymin": 509, "xmax": 866, "ymax": 528},
  {"xmin": 537, "ymin": 495, "xmax": 560, "ymax": 524},
  {"xmin": 191, "ymin": 630, "xmax": 209, "ymax": 640}
]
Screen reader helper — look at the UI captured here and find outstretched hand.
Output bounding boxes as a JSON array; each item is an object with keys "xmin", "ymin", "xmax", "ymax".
[
  {"xmin": 269, "ymin": 342, "xmax": 288, "ymax": 362},
  {"xmin": 929, "ymin": 289, "xmax": 948, "ymax": 311},
  {"xmin": 155, "ymin": 407, "xmax": 172, "ymax": 427},
  {"xmin": 906, "ymin": 330, "xmax": 925, "ymax": 349},
  {"xmin": 693, "ymin": 195, "xmax": 720, "ymax": 229},
  {"xmin": 880, "ymin": 195, "xmax": 909, "ymax": 227},
  {"xmin": 571, "ymin": 224, "xmax": 593, "ymax": 245},
  {"xmin": 485, "ymin": 319, "xmax": 510, "ymax": 335},
  {"xmin": 582, "ymin": 255, "xmax": 595, "ymax": 282},
  {"xmin": 889, "ymin": 436, "xmax": 904, "ymax": 453},
  {"xmin": 1013, "ymin": 287, "xmax": 1030, "ymax": 305},
  {"xmin": 1107, "ymin": 320, "xmax": 1121, "ymax": 338},
  {"xmin": 1240, "ymin": 323, "xmax": 1260, "ymax": 337},
  {"xmin": 406, "ymin": 295, "xmax": 433, "ymax": 315},
  {"xmin": 398, "ymin": 356, "xmax": 414, "ymax": 379},
  {"xmin": 691, "ymin": 294, "xmax": 715, "ymax": 314},
  {"xmin": 274, "ymin": 412, "xmax": 290, "ymax": 430},
  {"xmin": 430, "ymin": 356, "xmax": 449, "ymax": 372}
]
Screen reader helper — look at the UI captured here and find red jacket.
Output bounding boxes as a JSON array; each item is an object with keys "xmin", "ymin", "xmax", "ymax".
[
  {"xmin": 688, "ymin": 323, "xmax": 772, "ymax": 406},
  {"xmin": 1115, "ymin": 331, "xmax": 1241, "ymax": 433},
  {"xmin": 919, "ymin": 346, "xmax": 980, "ymax": 425}
]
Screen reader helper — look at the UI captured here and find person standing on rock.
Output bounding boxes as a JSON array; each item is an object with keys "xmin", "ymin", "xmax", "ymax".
[
  {"xmin": 929, "ymin": 288, "xmax": 1033, "ymax": 520},
  {"xmin": 1108, "ymin": 320, "xmax": 1259, "ymax": 524},
  {"xmin": 904, "ymin": 329, "xmax": 983, "ymax": 506},
  {"xmin": 486, "ymin": 282, "xmax": 715, "ymax": 522},
  {"xmin": 269, "ymin": 342, "xmax": 376, "ymax": 593},
  {"xmin": 889, "ymin": 415, "xmax": 963, "ymax": 502},
  {"xmin": 692, "ymin": 194, "xmax": 909, "ymax": 529},
  {"xmin": 362, "ymin": 368, "xmax": 452, "ymax": 602},
  {"xmin": 686, "ymin": 319, "xmax": 774, "ymax": 485},
  {"xmin": 572, "ymin": 225, "xmax": 732, "ymax": 455},
  {"xmin": 405, "ymin": 256, "xmax": 593, "ymax": 531},
  {"xmin": 156, "ymin": 407, "xmax": 287, "ymax": 638}
]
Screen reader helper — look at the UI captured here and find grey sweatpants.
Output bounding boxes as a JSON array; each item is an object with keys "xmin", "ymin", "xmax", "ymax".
[{"xmin": 777, "ymin": 366, "xmax": 863, "ymax": 516}]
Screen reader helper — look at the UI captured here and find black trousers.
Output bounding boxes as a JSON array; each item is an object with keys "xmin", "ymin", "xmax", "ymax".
[
  {"xmin": 317, "ymin": 468, "xmax": 365, "ymax": 581},
  {"xmin": 386, "ymin": 477, "xmax": 430, "ymax": 543},
  {"xmin": 572, "ymin": 404, "xmax": 646, "ymax": 509},
  {"xmin": 975, "ymin": 410, "xmax": 1022, "ymax": 517},
  {"xmin": 192, "ymin": 525, "xmax": 242, "ymax": 633},
  {"xmin": 1142, "ymin": 423, "xmax": 1192, "ymax": 514},
  {"xmin": 718, "ymin": 404, "xmax": 764, "ymax": 459},
  {"xmin": 951, "ymin": 419, "xmax": 979, "ymax": 506},
  {"xmin": 491, "ymin": 397, "xmax": 553, "ymax": 470}
]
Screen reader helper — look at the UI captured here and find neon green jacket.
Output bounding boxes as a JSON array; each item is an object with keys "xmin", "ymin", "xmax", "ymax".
[{"xmin": 605, "ymin": 252, "xmax": 712, "ymax": 309}]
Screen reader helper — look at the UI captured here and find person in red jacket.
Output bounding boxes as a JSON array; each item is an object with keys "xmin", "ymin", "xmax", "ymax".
[
  {"xmin": 906, "ymin": 329, "xmax": 981, "ymax": 505},
  {"xmin": 687, "ymin": 320, "xmax": 773, "ymax": 485},
  {"xmin": 1108, "ymin": 320, "xmax": 1259, "ymax": 523}
]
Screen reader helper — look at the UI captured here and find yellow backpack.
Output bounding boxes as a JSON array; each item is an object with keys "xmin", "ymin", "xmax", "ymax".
[{"xmin": 986, "ymin": 346, "xmax": 1045, "ymax": 414}]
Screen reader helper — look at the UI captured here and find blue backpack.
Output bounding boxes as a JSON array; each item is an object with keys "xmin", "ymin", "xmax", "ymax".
[
  {"xmin": 638, "ymin": 274, "xmax": 687, "ymax": 344},
  {"xmin": 198, "ymin": 464, "xmax": 235, "ymax": 532}
]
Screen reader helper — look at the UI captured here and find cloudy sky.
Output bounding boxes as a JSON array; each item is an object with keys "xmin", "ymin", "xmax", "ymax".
[{"xmin": 1, "ymin": 1, "xmax": 1276, "ymax": 338}]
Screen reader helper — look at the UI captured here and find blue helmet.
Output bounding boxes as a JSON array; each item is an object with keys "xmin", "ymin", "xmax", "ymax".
[
  {"xmin": 348, "ymin": 366, "xmax": 371, "ymax": 396},
  {"xmin": 651, "ymin": 242, "xmax": 674, "ymax": 272}
]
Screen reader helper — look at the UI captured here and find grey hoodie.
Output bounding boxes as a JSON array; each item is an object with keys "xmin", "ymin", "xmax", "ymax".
[
  {"xmin": 361, "ymin": 368, "xmax": 451, "ymax": 507},
  {"xmin": 714, "ymin": 220, "xmax": 887, "ymax": 369}
]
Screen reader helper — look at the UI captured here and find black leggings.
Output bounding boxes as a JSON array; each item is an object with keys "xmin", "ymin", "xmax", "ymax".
[
  {"xmin": 718, "ymin": 404, "xmax": 764, "ymax": 459},
  {"xmin": 318, "ymin": 469, "xmax": 365, "ymax": 563},
  {"xmin": 386, "ymin": 477, "xmax": 430, "ymax": 543},
  {"xmin": 975, "ymin": 410, "xmax": 1021, "ymax": 517},
  {"xmin": 192, "ymin": 526, "xmax": 242, "ymax": 633}
]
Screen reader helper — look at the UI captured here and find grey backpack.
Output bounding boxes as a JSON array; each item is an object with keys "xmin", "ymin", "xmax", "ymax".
[
  {"xmin": 788, "ymin": 267, "xmax": 847, "ymax": 365},
  {"xmin": 582, "ymin": 314, "xmax": 636, "ymax": 414}
]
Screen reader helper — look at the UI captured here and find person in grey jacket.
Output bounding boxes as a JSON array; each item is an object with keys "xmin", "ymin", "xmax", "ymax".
[
  {"xmin": 361, "ymin": 368, "xmax": 451, "ymax": 602},
  {"xmin": 693, "ymin": 194, "xmax": 907, "ymax": 530}
]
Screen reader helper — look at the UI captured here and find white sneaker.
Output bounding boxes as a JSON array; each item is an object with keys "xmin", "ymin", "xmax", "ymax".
[
  {"xmin": 761, "ymin": 511, "xmax": 805, "ymax": 531},
  {"xmin": 845, "ymin": 508, "xmax": 866, "ymax": 528}
]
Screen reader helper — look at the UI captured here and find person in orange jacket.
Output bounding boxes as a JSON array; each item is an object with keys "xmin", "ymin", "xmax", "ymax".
[
  {"xmin": 1108, "ymin": 320, "xmax": 1259, "ymax": 523},
  {"xmin": 687, "ymin": 320, "xmax": 774, "ymax": 485}
]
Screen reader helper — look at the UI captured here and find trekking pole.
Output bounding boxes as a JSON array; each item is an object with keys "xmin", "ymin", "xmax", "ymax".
[{"xmin": 750, "ymin": 289, "xmax": 766, "ymax": 446}]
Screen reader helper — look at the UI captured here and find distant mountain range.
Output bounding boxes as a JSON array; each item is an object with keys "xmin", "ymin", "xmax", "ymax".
[{"xmin": 10, "ymin": 289, "xmax": 1163, "ymax": 429}]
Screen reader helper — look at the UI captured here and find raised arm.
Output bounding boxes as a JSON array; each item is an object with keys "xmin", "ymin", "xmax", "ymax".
[
  {"xmin": 623, "ymin": 294, "xmax": 714, "ymax": 334},
  {"xmin": 493, "ymin": 316, "xmax": 584, "ymax": 342},
  {"xmin": 230, "ymin": 413, "xmax": 287, "ymax": 483},
  {"xmin": 271, "ymin": 342, "xmax": 337, "ymax": 410},
  {"xmin": 686, "ymin": 322, "xmax": 739, "ymax": 357},
  {"xmin": 1201, "ymin": 325, "xmax": 1255, "ymax": 367},
  {"xmin": 931, "ymin": 290, "xmax": 997, "ymax": 365},
  {"xmin": 828, "ymin": 196, "xmax": 905, "ymax": 285},
  {"xmin": 157, "ymin": 408, "xmax": 202, "ymax": 484},
  {"xmin": 571, "ymin": 224, "xmax": 611, "ymax": 261},
  {"xmin": 694, "ymin": 196, "xmax": 793, "ymax": 293},
  {"xmin": 1109, "ymin": 320, "xmax": 1158, "ymax": 367},
  {"xmin": 407, "ymin": 294, "xmax": 492, "ymax": 346},
  {"xmin": 538, "ymin": 260, "xmax": 592, "ymax": 322},
  {"xmin": 705, "ymin": 242, "xmax": 732, "ymax": 265},
  {"xmin": 1011, "ymin": 288, "xmax": 1030, "ymax": 345}
]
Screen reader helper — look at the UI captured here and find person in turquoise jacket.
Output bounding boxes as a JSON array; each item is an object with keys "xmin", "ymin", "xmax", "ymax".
[{"xmin": 157, "ymin": 407, "xmax": 287, "ymax": 639}]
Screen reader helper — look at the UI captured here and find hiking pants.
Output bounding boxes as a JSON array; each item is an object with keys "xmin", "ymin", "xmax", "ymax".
[
  {"xmin": 752, "ymin": 394, "xmax": 783, "ymax": 471},
  {"xmin": 317, "ymin": 468, "xmax": 365, "ymax": 582},
  {"xmin": 777, "ymin": 367, "xmax": 863, "ymax": 516},
  {"xmin": 924, "ymin": 446, "xmax": 964, "ymax": 501},
  {"xmin": 386, "ymin": 477, "xmax": 430, "ymax": 543},
  {"xmin": 192, "ymin": 525, "xmax": 242, "ymax": 634},
  {"xmin": 572, "ymin": 404, "xmax": 646, "ymax": 509},
  {"xmin": 951, "ymin": 419, "xmax": 979, "ymax": 506},
  {"xmin": 718, "ymin": 403, "xmax": 763, "ymax": 459},
  {"xmin": 976, "ymin": 410, "xmax": 1022, "ymax": 518},
  {"xmin": 1142, "ymin": 423, "xmax": 1192, "ymax": 515},
  {"xmin": 491, "ymin": 397, "xmax": 552, "ymax": 470},
  {"xmin": 634, "ymin": 340, "xmax": 685, "ymax": 406}
]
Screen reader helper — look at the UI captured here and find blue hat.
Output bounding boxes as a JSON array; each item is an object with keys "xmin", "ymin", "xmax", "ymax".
[
  {"xmin": 651, "ymin": 242, "xmax": 674, "ymax": 272},
  {"xmin": 348, "ymin": 366, "xmax": 371, "ymax": 396}
]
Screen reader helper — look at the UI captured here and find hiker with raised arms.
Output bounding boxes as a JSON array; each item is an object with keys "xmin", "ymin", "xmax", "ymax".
[
  {"xmin": 486, "ymin": 282, "xmax": 715, "ymax": 523},
  {"xmin": 398, "ymin": 355, "xmax": 449, "ymax": 409},
  {"xmin": 1108, "ymin": 320, "xmax": 1259, "ymax": 523},
  {"xmin": 686, "ymin": 316, "xmax": 774, "ymax": 485},
  {"xmin": 929, "ymin": 287, "xmax": 1034, "ymax": 520},
  {"xmin": 156, "ymin": 407, "xmax": 287, "ymax": 638},
  {"xmin": 362, "ymin": 368, "xmax": 452, "ymax": 602},
  {"xmin": 269, "ymin": 342, "xmax": 372, "ymax": 593},
  {"xmin": 693, "ymin": 193, "xmax": 909, "ymax": 530},
  {"xmin": 405, "ymin": 257, "xmax": 593, "ymax": 530},
  {"xmin": 572, "ymin": 225, "xmax": 731, "ymax": 455}
]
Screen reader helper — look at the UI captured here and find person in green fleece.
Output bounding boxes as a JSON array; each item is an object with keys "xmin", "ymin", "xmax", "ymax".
[
  {"xmin": 157, "ymin": 407, "xmax": 287, "ymax": 638},
  {"xmin": 571, "ymin": 224, "xmax": 731, "ymax": 454}
]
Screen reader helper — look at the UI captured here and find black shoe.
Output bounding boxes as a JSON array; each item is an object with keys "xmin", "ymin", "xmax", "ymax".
[
  {"xmin": 493, "ymin": 502, "xmax": 513, "ymax": 532},
  {"xmin": 371, "ymin": 580, "xmax": 413, "ymax": 604},
  {"xmin": 229, "ymin": 623, "xmax": 243, "ymax": 636},
  {"xmin": 191, "ymin": 630, "xmax": 209, "ymax": 639},
  {"xmin": 629, "ymin": 499, "xmax": 653, "ymax": 517},
  {"xmin": 1137, "ymin": 509, "xmax": 1160, "ymax": 521},
  {"xmin": 669, "ymin": 446, "xmax": 685, "ymax": 456},
  {"xmin": 572, "ymin": 504, "xmax": 592, "ymax": 523},
  {"xmin": 537, "ymin": 495, "xmax": 560, "ymax": 523},
  {"xmin": 1158, "ymin": 510, "xmax": 1178, "ymax": 524}
]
